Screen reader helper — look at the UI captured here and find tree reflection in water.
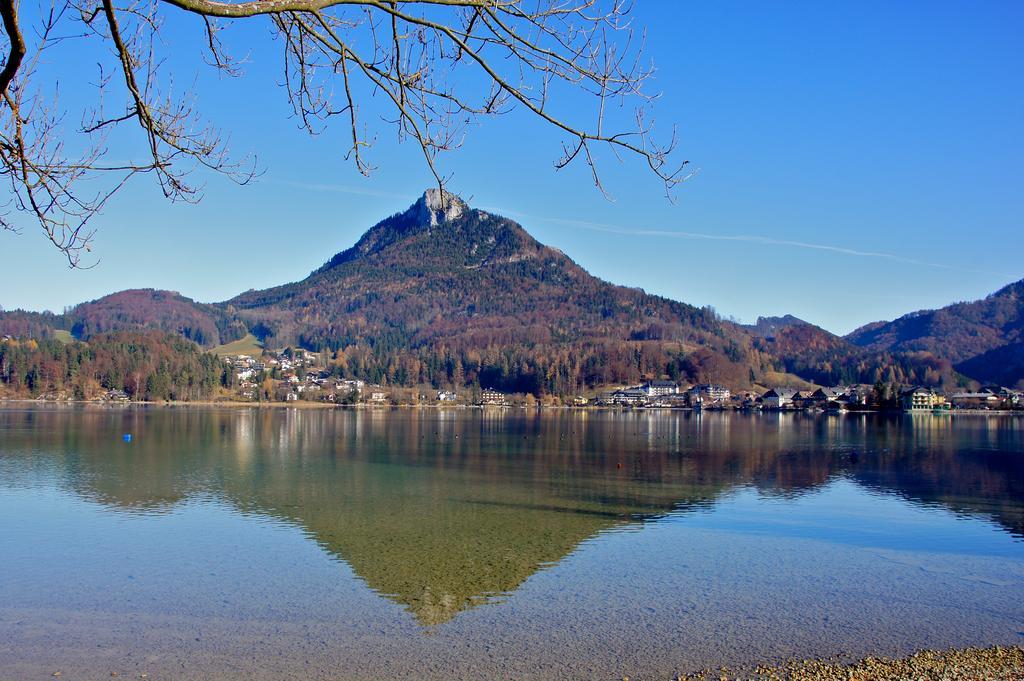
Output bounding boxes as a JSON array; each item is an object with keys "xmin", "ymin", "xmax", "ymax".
[{"xmin": 1, "ymin": 406, "xmax": 1021, "ymax": 625}]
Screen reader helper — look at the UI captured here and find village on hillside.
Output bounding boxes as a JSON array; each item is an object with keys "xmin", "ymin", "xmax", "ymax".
[{"xmin": 213, "ymin": 350, "xmax": 1023, "ymax": 413}]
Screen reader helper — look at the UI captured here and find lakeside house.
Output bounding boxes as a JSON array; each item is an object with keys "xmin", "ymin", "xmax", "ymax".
[
  {"xmin": 811, "ymin": 387, "xmax": 842, "ymax": 403},
  {"xmin": 950, "ymin": 390, "xmax": 1002, "ymax": 409},
  {"xmin": 761, "ymin": 386, "xmax": 864, "ymax": 411},
  {"xmin": 762, "ymin": 388, "xmax": 798, "ymax": 409},
  {"xmin": 648, "ymin": 393, "xmax": 690, "ymax": 408},
  {"xmin": 899, "ymin": 387, "xmax": 948, "ymax": 411},
  {"xmin": 641, "ymin": 380, "xmax": 679, "ymax": 397},
  {"xmin": 338, "ymin": 379, "xmax": 365, "ymax": 394},
  {"xmin": 689, "ymin": 384, "xmax": 731, "ymax": 405},
  {"xmin": 950, "ymin": 386, "xmax": 1021, "ymax": 410},
  {"xmin": 797, "ymin": 387, "xmax": 840, "ymax": 409},
  {"xmin": 791, "ymin": 390, "xmax": 816, "ymax": 408},
  {"xmin": 480, "ymin": 388, "xmax": 507, "ymax": 406},
  {"xmin": 598, "ymin": 388, "xmax": 648, "ymax": 405}
]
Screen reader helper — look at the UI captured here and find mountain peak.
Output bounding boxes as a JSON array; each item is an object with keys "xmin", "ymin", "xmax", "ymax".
[
  {"xmin": 743, "ymin": 314, "xmax": 811, "ymax": 339},
  {"xmin": 412, "ymin": 188, "xmax": 467, "ymax": 226}
]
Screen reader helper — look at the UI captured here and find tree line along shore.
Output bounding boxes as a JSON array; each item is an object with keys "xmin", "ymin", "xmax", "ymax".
[{"xmin": 2, "ymin": 332, "xmax": 1022, "ymax": 413}]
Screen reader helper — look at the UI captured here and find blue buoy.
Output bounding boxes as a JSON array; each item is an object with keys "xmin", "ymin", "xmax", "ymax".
[{"xmin": 123, "ymin": 434, "xmax": 132, "ymax": 442}]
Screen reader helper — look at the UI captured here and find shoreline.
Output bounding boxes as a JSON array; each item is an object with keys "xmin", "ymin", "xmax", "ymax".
[
  {"xmin": 1, "ymin": 397, "xmax": 1022, "ymax": 416},
  {"xmin": 682, "ymin": 645, "xmax": 1024, "ymax": 681}
]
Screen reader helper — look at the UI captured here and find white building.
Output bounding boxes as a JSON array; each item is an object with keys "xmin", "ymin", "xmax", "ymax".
[
  {"xmin": 611, "ymin": 389, "xmax": 647, "ymax": 405},
  {"xmin": 690, "ymin": 384, "xmax": 731, "ymax": 403},
  {"xmin": 641, "ymin": 380, "xmax": 679, "ymax": 397},
  {"xmin": 762, "ymin": 388, "xmax": 797, "ymax": 409}
]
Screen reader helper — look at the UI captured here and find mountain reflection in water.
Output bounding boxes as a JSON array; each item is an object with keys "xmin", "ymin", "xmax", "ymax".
[{"xmin": 1, "ymin": 406, "xmax": 1022, "ymax": 627}]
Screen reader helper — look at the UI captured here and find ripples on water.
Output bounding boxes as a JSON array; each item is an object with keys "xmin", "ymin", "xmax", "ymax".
[{"xmin": 0, "ymin": 406, "xmax": 1022, "ymax": 679}]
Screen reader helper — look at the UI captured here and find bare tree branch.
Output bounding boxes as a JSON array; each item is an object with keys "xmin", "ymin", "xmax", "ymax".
[
  {"xmin": 0, "ymin": 0, "xmax": 26, "ymax": 97},
  {"xmin": 0, "ymin": 0, "xmax": 689, "ymax": 266}
]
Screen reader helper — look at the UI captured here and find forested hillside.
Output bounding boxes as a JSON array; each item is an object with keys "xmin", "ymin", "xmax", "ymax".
[
  {"xmin": 65, "ymin": 289, "xmax": 246, "ymax": 347},
  {"xmin": 755, "ymin": 323, "xmax": 957, "ymax": 388},
  {"xmin": 0, "ymin": 309, "xmax": 64, "ymax": 340},
  {"xmin": 1, "ymin": 290, "xmax": 244, "ymax": 347},
  {"xmin": 0, "ymin": 332, "xmax": 224, "ymax": 401},
  {"xmin": 847, "ymin": 279, "xmax": 1024, "ymax": 386}
]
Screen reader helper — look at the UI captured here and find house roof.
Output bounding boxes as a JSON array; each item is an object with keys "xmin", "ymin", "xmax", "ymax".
[
  {"xmin": 763, "ymin": 388, "xmax": 798, "ymax": 398},
  {"xmin": 812, "ymin": 388, "xmax": 841, "ymax": 398}
]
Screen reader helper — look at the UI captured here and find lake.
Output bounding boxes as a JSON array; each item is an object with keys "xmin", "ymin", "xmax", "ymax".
[{"xmin": 1, "ymin": 406, "xmax": 1022, "ymax": 679}]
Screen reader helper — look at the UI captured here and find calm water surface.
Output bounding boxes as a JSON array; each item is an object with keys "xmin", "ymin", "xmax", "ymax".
[{"xmin": 1, "ymin": 406, "xmax": 1022, "ymax": 679}]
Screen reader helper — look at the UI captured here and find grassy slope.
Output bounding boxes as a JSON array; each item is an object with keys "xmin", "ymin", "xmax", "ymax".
[
  {"xmin": 754, "ymin": 370, "xmax": 820, "ymax": 392},
  {"xmin": 212, "ymin": 333, "xmax": 264, "ymax": 357}
]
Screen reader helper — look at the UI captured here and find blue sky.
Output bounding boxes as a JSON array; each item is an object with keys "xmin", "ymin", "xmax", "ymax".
[{"xmin": 2, "ymin": 1, "xmax": 1022, "ymax": 334}]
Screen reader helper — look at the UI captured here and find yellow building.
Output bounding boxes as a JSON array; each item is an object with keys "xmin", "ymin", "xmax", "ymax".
[{"xmin": 900, "ymin": 387, "xmax": 948, "ymax": 411}]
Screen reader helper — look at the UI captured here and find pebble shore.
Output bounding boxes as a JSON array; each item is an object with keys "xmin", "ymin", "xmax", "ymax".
[{"xmin": 674, "ymin": 645, "xmax": 1024, "ymax": 680}]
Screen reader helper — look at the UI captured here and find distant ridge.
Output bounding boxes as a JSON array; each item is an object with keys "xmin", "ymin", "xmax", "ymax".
[
  {"xmin": 0, "ymin": 289, "xmax": 245, "ymax": 347},
  {"xmin": 846, "ymin": 278, "xmax": 1024, "ymax": 386}
]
